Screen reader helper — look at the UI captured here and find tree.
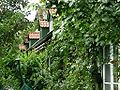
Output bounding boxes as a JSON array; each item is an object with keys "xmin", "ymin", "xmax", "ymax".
[{"xmin": 0, "ymin": 0, "xmax": 32, "ymax": 89}]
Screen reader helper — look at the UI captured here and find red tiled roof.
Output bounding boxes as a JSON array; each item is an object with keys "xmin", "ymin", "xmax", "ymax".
[
  {"xmin": 29, "ymin": 32, "xmax": 40, "ymax": 39},
  {"xmin": 39, "ymin": 20, "xmax": 49, "ymax": 27},
  {"xmin": 19, "ymin": 44, "xmax": 26, "ymax": 50}
]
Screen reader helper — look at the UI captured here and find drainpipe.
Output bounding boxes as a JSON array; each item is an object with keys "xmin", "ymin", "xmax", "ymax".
[
  {"xmin": 49, "ymin": 13, "xmax": 53, "ymax": 32},
  {"xmin": 15, "ymin": 58, "xmax": 24, "ymax": 86}
]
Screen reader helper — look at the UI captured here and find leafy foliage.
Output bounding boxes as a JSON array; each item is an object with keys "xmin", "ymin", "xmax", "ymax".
[
  {"xmin": 0, "ymin": 0, "xmax": 34, "ymax": 89},
  {"xmin": 1, "ymin": 0, "xmax": 120, "ymax": 90},
  {"xmin": 18, "ymin": 0, "xmax": 120, "ymax": 90}
]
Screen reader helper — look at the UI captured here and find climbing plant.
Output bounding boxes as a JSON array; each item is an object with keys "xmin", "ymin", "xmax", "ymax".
[
  {"xmin": 19, "ymin": 0, "xmax": 120, "ymax": 90},
  {"xmin": 1, "ymin": 0, "xmax": 120, "ymax": 90}
]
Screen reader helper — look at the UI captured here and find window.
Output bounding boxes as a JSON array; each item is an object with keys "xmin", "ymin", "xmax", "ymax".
[{"xmin": 103, "ymin": 44, "xmax": 120, "ymax": 90}]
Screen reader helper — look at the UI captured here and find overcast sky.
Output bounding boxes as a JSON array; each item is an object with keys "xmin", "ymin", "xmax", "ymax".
[
  {"xmin": 28, "ymin": 0, "xmax": 39, "ymax": 4},
  {"xmin": 26, "ymin": 0, "xmax": 39, "ymax": 21}
]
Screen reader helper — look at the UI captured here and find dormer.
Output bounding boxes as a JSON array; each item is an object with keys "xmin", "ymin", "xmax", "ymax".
[{"xmin": 28, "ymin": 32, "xmax": 40, "ymax": 47}]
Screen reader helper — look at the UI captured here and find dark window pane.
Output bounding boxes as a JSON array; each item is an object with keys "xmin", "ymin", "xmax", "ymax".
[
  {"xmin": 114, "ymin": 84, "xmax": 118, "ymax": 90},
  {"xmin": 105, "ymin": 84, "xmax": 111, "ymax": 90},
  {"xmin": 105, "ymin": 64, "xmax": 111, "ymax": 82}
]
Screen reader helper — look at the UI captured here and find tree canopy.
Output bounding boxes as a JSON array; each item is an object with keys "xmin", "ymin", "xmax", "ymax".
[{"xmin": 0, "ymin": 0, "xmax": 33, "ymax": 89}]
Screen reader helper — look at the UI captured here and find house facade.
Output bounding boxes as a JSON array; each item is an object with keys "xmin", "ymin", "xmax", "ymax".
[{"xmin": 19, "ymin": 1, "xmax": 120, "ymax": 90}]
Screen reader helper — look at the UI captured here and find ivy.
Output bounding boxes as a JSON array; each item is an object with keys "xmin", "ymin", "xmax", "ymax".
[
  {"xmin": 18, "ymin": 0, "xmax": 120, "ymax": 90},
  {"xmin": 0, "ymin": 0, "xmax": 120, "ymax": 90}
]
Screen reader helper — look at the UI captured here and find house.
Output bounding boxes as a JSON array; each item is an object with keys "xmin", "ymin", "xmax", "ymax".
[
  {"xmin": 19, "ymin": 1, "xmax": 120, "ymax": 90},
  {"xmin": 19, "ymin": 5, "xmax": 57, "ymax": 51},
  {"xmin": 102, "ymin": 44, "xmax": 120, "ymax": 90}
]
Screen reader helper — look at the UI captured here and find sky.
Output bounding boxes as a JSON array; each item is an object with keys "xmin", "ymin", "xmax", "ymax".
[
  {"xmin": 28, "ymin": 0, "xmax": 39, "ymax": 3},
  {"xmin": 26, "ymin": 0, "xmax": 40, "ymax": 21}
]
